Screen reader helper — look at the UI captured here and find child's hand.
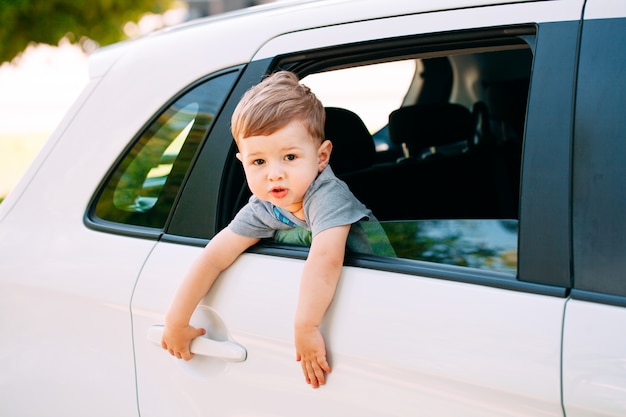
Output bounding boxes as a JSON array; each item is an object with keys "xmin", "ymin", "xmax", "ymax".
[
  {"xmin": 295, "ymin": 325, "xmax": 331, "ymax": 388},
  {"xmin": 161, "ymin": 323, "xmax": 206, "ymax": 361}
]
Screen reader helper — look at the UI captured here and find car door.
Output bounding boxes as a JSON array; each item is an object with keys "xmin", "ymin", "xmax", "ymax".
[
  {"xmin": 563, "ymin": 1, "xmax": 626, "ymax": 416},
  {"xmin": 131, "ymin": 1, "xmax": 584, "ymax": 416}
]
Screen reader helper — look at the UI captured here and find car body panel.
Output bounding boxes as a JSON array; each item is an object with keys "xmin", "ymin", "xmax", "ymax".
[
  {"xmin": 0, "ymin": 222, "xmax": 155, "ymax": 416},
  {"xmin": 0, "ymin": 43, "xmax": 161, "ymax": 416},
  {"xmin": 0, "ymin": 78, "xmax": 101, "ymax": 223},
  {"xmin": 562, "ymin": 300, "xmax": 626, "ymax": 417},
  {"xmin": 133, "ymin": 243, "xmax": 566, "ymax": 416},
  {"xmin": 583, "ymin": 0, "xmax": 626, "ymax": 19}
]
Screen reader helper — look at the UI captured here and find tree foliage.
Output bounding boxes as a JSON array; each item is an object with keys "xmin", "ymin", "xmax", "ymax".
[{"xmin": 0, "ymin": 0, "xmax": 175, "ymax": 63}]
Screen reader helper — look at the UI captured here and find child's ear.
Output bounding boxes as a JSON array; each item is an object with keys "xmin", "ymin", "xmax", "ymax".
[
  {"xmin": 317, "ymin": 139, "xmax": 332, "ymax": 171},
  {"xmin": 235, "ymin": 152, "xmax": 243, "ymax": 162}
]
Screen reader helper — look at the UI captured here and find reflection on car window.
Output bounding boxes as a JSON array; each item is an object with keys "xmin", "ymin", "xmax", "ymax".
[
  {"xmin": 380, "ymin": 220, "xmax": 518, "ymax": 274},
  {"xmin": 92, "ymin": 70, "xmax": 238, "ymax": 229},
  {"xmin": 272, "ymin": 219, "xmax": 518, "ymax": 274},
  {"xmin": 113, "ymin": 103, "xmax": 198, "ymax": 213}
]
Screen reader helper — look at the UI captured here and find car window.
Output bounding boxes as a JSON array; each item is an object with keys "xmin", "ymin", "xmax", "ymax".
[
  {"xmin": 90, "ymin": 70, "xmax": 238, "ymax": 229},
  {"xmin": 268, "ymin": 35, "xmax": 533, "ymax": 276}
]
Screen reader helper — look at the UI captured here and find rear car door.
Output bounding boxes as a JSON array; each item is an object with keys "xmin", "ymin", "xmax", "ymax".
[
  {"xmin": 563, "ymin": 1, "xmax": 626, "ymax": 416},
  {"xmin": 131, "ymin": 1, "xmax": 584, "ymax": 416}
]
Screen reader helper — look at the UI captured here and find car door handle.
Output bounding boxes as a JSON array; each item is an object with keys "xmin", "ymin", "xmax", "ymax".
[{"xmin": 147, "ymin": 325, "xmax": 247, "ymax": 362}]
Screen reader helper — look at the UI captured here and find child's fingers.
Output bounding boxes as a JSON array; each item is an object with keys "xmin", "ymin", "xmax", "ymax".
[
  {"xmin": 179, "ymin": 326, "xmax": 205, "ymax": 360},
  {"xmin": 312, "ymin": 367, "xmax": 324, "ymax": 387},
  {"xmin": 319, "ymin": 356, "xmax": 331, "ymax": 374},
  {"xmin": 306, "ymin": 361, "xmax": 320, "ymax": 388},
  {"xmin": 314, "ymin": 359, "xmax": 327, "ymax": 386},
  {"xmin": 300, "ymin": 361, "xmax": 311, "ymax": 385},
  {"xmin": 180, "ymin": 349, "xmax": 194, "ymax": 361},
  {"xmin": 301, "ymin": 357, "xmax": 329, "ymax": 388},
  {"xmin": 161, "ymin": 325, "xmax": 206, "ymax": 361}
]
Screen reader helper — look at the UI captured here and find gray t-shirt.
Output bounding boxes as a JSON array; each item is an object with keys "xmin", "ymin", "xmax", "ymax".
[
  {"xmin": 229, "ymin": 166, "xmax": 395, "ymax": 256},
  {"xmin": 229, "ymin": 166, "xmax": 372, "ymax": 239}
]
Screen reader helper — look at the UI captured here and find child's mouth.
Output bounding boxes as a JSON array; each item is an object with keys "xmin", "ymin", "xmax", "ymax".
[{"xmin": 270, "ymin": 187, "xmax": 288, "ymax": 199}]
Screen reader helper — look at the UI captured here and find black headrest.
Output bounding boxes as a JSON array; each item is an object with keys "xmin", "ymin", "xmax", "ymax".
[
  {"xmin": 484, "ymin": 78, "xmax": 529, "ymax": 142},
  {"xmin": 325, "ymin": 107, "xmax": 376, "ymax": 175},
  {"xmin": 388, "ymin": 103, "xmax": 474, "ymax": 149}
]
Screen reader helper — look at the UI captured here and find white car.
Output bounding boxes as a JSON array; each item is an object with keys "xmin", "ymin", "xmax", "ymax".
[{"xmin": 1, "ymin": 0, "xmax": 625, "ymax": 416}]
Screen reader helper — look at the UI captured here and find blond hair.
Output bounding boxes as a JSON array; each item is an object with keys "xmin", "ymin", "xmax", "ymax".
[{"xmin": 231, "ymin": 71, "xmax": 325, "ymax": 144}]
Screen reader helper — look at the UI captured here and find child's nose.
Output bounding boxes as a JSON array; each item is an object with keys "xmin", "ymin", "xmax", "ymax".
[{"xmin": 267, "ymin": 163, "xmax": 284, "ymax": 181}]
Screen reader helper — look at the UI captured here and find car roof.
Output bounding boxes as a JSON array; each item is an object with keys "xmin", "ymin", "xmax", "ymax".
[{"xmin": 89, "ymin": 0, "xmax": 551, "ymax": 78}]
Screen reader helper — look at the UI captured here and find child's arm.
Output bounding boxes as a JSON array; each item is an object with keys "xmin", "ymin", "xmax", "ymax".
[
  {"xmin": 161, "ymin": 228, "xmax": 259, "ymax": 361},
  {"xmin": 294, "ymin": 224, "xmax": 350, "ymax": 388}
]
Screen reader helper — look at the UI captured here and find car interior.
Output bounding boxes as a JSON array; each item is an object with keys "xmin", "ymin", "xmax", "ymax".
[{"xmin": 320, "ymin": 49, "xmax": 530, "ymax": 224}]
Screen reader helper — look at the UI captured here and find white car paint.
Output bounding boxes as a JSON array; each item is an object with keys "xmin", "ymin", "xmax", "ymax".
[
  {"xmin": 133, "ymin": 244, "xmax": 565, "ymax": 416},
  {"xmin": 562, "ymin": 300, "xmax": 626, "ymax": 417}
]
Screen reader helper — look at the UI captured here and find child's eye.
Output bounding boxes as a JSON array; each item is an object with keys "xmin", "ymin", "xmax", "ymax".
[
  {"xmin": 284, "ymin": 154, "xmax": 296, "ymax": 161},
  {"xmin": 253, "ymin": 159, "xmax": 265, "ymax": 166}
]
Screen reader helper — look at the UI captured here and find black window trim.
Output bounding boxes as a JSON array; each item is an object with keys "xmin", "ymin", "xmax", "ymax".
[
  {"xmin": 517, "ymin": 20, "xmax": 581, "ymax": 289},
  {"xmin": 570, "ymin": 290, "xmax": 626, "ymax": 309},
  {"xmin": 571, "ymin": 17, "xmax": 626, "ymax": 301}
]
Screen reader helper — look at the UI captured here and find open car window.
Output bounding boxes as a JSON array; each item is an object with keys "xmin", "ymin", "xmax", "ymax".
[{"xmin": 258, "ymin": 31, "xmax": 533, "ymax": 277}]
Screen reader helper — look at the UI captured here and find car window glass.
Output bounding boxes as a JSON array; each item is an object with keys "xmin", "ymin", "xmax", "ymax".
[
  {"xmin": 379, "ymin": 220, "xmax": 518, "ymax": 274},
  {"xmin": 112, "ymin": 103, "xmax": 197, "ymax": 213},
  {"xmin": 91, "ymin": 70, "xmax": 238, "ymax": 229}
]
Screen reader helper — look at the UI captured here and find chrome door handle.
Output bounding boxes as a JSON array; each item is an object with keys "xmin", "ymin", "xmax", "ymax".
[{"xmin": 147, "ymin": 325, "xmax": 247, "ymax": 362}]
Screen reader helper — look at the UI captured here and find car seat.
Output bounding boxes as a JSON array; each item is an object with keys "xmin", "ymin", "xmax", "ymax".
[
  {"xmin": 388, "ymin": 103, "xmax": 475, "ymax": 161},
  {"xmin": 324, "ymin": 107, "xmax": 377, "ymax": 175}
]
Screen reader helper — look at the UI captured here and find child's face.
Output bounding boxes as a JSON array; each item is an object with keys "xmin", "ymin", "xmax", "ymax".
[{"xmin": 236, "ymin": 120, "xmax": 331, "ymax": 214}]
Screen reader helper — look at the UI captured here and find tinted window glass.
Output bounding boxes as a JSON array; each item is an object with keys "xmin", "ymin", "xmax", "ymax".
[
  {"xmin": 92, "ymin": 71, "xmax": 238, "ymax": 229},
  {"xmin": 380, "ymin": 220, "xmax": 518, "ymax": 274}
]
